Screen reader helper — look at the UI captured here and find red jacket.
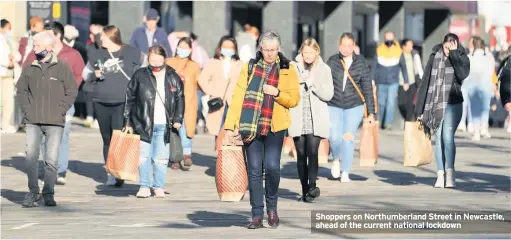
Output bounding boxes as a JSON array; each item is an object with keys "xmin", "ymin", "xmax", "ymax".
[
  {"xmin": 18, "ymin": 37, "xmax": 28, "ymax": 65},
  {"xmin": 24, "ymin": 44, "xmax": 85, "ymax": 86}
]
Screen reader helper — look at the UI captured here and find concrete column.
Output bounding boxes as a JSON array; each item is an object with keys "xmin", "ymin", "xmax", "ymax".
[
  {"xmin": 193, "ymin": 1, "xmax": 231, "ymax": 56},
  {"xmin": 0, "ymin": 1, "xmax": 27, "ymax": 41},
  {"xmin": 423, "ymin": 9, "xmax": 450, "ymax": 65},
  {"xmin": 161, "ymin": 1, "xmax": 192, "ymax": 33},
  {"xmin": 262, "ymin": 1, "xmax": 298, "ymax": 58},
  {"xmin": 322, "ymin": 1, "xmax": 354, "ymax": 59},
  {"xmin": 109, "ymin": 1, "xmax": 149, "ymax": 43},
  {"xmin": 378, "ymin": 1, "xmax": 405, "ymax": 41}
]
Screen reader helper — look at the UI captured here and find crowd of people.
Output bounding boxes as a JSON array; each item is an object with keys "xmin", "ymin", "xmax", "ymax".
[{"xmin": 1, "ymin": 8, "xmax": 510, "ymax": 229}]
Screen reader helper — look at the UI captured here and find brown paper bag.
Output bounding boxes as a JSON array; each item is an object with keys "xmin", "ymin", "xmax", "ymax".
[
  {"xmin": 403, "ymin": 121, "xmax": 433, "ymax": 167},
  {"xmin": 216, "ymin": 145, "xmax": 248, "ymax": 202},
  {"xmin": 359, "ymin": 119, "xmax": 379, "ymax": 167},
  {"xmin": 106, "ymin": 130, "xmax": 140, "ymax": 182}
]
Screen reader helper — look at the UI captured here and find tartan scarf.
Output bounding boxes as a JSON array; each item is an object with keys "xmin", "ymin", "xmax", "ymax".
[
  {"xmin": 239, "ymin": 57, "xmax": 280, "ymax": 143},
  {"xmin": 423, "ymin": 49, "xmax": 455, "ymax": 136}
]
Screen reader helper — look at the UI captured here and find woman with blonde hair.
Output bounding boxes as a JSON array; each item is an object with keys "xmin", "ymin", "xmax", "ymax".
[{"xmin": 289, "ymin": 38, "xmax": 334, "ymax": 202}]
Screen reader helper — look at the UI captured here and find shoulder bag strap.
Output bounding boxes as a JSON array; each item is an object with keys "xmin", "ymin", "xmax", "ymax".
[
  {"xmin": 340, "ymin": 59, "xmax": 368, "ymax": 118},
  {"xmin": 108, "ymin": 50, "xmax": 131, "ymax": 81},
  {"xmin": 148, "ymin": 71, "xmax": 173, "ymax": 124}
]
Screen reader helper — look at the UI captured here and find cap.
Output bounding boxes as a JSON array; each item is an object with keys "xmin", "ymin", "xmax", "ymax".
[{"xmin": 146, "ymin": 8, "xmax": 159, "ymax": 20}]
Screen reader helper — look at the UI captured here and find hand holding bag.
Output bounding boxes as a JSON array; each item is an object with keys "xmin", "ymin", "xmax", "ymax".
[
  {"xmin": 340, "ymin": 60, "xmax": 379, "ymax": 167},
  {"xmin": 216, "ymin": 126, "xmax": 247, "ymax": 202}
]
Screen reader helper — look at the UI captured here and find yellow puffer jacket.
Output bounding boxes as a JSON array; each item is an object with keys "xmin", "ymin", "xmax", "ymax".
[{"xmin": 224, "ymin": 58, "xmax": 300, "ymax": 133}]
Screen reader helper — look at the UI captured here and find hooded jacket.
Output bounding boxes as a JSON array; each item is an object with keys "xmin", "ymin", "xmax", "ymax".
[
  {"xmin": 415, "ymin": 44, "xmax": 470, "ymax": 116},
  {"xmin": 372, "ymin": 40, "xmax": 409, "ymax": 85}
]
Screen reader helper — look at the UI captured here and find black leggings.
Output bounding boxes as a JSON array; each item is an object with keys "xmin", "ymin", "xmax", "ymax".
[
  {"xmin": 85, "ymin": 91, "xmax": 95, "ymax": 118},
  {"xmin": 293, "ymin": 134, "xmax": 321, "ymax": 196},
  {"xmin": 94, "ymin": 102, "xmax": 125, "ymax": 162}
]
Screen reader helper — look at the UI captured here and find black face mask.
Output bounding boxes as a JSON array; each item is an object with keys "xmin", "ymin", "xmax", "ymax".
[
  {"xmin": 384, "ymin": 40, "xmax": 394, "ymax": 47},
  {"xmin": 149, "ymin": 65, "xmax": 165, "ymax": 72},
  {"xmin": 35, "ymin": 50, "xmax": 49, "ymax": 61},
  {"xmin": 304, "ymin": 62, "xmax": 312, "ymax": 70},
  {"xmin": 30, "ymin": 30, "xmax": 39, "ymax": 36}
]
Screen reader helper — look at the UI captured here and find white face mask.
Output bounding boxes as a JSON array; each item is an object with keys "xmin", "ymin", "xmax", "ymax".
[{"xmin": 4, "ymin": 30, "xmax": 12, "ymax": 38}]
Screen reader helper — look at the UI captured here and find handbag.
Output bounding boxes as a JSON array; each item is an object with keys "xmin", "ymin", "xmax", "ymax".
[
  {"xmin": 340, "ymin": 59, "xmax": 379, "ymax": 167},
  {"xmin": 207, "ymin": 77, "xmax": 232, "ymax": 113},
  {"xmin": 148, "ymin": 71, "xmax": 185, "ymax": 163}
]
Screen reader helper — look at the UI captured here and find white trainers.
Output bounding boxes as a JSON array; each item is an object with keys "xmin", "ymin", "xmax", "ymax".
[
  {"xmin": 445, "ymin": 169, "xmax": 456, "ymax": 188},
  {"xmin": 472, "ymin": 133, "xmax": 481, "ymax": 141},
  {"xmin": 154, "ymin": 188, "xmax": 165, "ymax": 198},
  {"xmin": 106, "ymin": 174, "xmax": 116, "ymax": 186},
  {"xmin": 136, "ymin": 187, "xmax": 151, "ymax": 198},
  {"xmin": 480, "ymin": 129, "xmax": 491, "ymax": 139},
  {"xmin": 56, "ymin": 176, "xmax": 66, "ymax": 185},
  {"xmin": 467, "ymin": 124, "xmax": 474, "ymax": 133},
  {"xmin": 331, "ymin": 160, "xmax": 341, "ymax": 179},
  {"xmin": 340, "ymin": 172, "xmax": 351, "ymax": 183},
  {"xmin": 458, "ymin": 124, "xmax": 467, "ymax": 132},
  {"xmin": 434, "ymin": 170, "xmax": 445, "ymax": 188}
]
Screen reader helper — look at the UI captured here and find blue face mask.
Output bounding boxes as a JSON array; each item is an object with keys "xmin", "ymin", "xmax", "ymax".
[
  {"xmin": 221, "ymin": 48, "xmax": 235, "ymax": 57},
  {"xmin": 176, "ymin": 48, "xmax": 191, "ymax": 59}
]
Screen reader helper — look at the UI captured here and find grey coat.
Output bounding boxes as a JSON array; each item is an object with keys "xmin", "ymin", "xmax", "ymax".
[{"xmin": 288, "ymin": 55, "xmax": 334, "ymax": 138}]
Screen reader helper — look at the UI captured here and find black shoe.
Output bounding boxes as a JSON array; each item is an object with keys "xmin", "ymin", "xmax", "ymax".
[
  {"xmin": 298, "ymin": 196, "xmax": 314, "ymax": 203},
  {"xmin": 22, "ymin": 193, "xmax": 41, "ymax": 208},
  {"xmin": 114, "ymin": 179, "xmax": 124, "ymax": 188},
  {"xmin": 267, "ymin": 211, "xmax": 280, "ymax": 228},
  {"xmin": 43, "ymin": 194, "xmax": 57, "ymax": 207},
  {"xmin": 246, "ymin": 217, "xmax": 264, "ymax": 229},
  {"xmin": 307, "ymin": 187, "xmax": 321, "ymax": 199}
]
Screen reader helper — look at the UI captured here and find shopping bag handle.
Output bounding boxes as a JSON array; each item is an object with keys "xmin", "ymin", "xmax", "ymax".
[{"xmin": 122, "ymin": 126, "xmax": 134, "ymax": 134}]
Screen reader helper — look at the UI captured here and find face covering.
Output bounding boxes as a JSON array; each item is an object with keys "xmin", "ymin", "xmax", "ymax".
[
  {"xmin": 34, "ymin": 50, "xmax": 49, "ymax": 61},
  {"xmin": 384, "ymin": 40, "xmax": 394, "ymax": 47},
  {"xmin": 149, "ymin": 65, "xmax": 165, "ymax": 72},
  {"xmin": 176, "ymin": 48, "xmax": 191, "ymax": 59},
  {"xmin": 304, "ymin": 62, "xmax": 312, "ymax": 70},
  {"xmin": 221, "ymin": 48, "xmax": 235, "ymax": 57},
  {"xmin": 4, "ymin": 30, "xmax": 12, "ymax": 38}
]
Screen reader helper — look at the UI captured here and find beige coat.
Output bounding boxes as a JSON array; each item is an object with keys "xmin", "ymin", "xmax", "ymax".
[{"xmin": 198, "ymin": 58, "xmax": 243, "ymax": 135}]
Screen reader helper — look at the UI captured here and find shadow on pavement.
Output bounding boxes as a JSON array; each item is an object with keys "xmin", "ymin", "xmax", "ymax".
[
  {"xmin": 280, "ymin": 161, "xmax": 369, "ymax": 182},
  {"xmin": 161, "ymin": 210, "xmax": 248, "ymax": 228},
  {"xmin": 1, "ymin": 156, "xmax": 47, "ymax": 181},
  {"xmin": 374, "ymin": 170, "xmax": 510, "ymax": 193},
  {"xmin": 67, "ymin": 160, "xmax": 107, "ymax": 183},
  {"xmin": 94, "ymin": 184, "xmax": 139, "ymax": 197},
  {"xmin": 190, "ymin": 153, "xmax": 216, "ymax": 178},
  {"xmin": 1, "ymin": 189, "xmax": 26, "ymax": 205}
]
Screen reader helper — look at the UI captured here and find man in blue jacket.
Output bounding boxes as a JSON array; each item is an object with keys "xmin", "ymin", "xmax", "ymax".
[
  {"xmin": 372, "ymin": 31, "xmax": 409, "ymax": 130},
  {"xmin": 129, "ymin": 8, "xmax": 172, "ymax": 56}
]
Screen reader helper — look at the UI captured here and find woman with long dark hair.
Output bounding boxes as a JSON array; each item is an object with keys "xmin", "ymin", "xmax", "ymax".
[
  {"xmin": 165, "ymin": 37, "xmax": 201, "ymax": 171},
  {"xmin": 83, "ymin": 25, "xmax": 146, "ymax": 186},
  {"xmin": 124, "ymin": 45, "xmax": 184, "ymax": 198},
  {"xmin": 415, "ymin": 33, "xmax": 470, "ymax": 188},
  {"xmin": 198, "ymin": 35, "xmax": 243, "ymax": 145}
]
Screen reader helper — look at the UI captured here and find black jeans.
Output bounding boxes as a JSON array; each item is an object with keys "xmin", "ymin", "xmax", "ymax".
[
  {"xmin": 85, "ymin": 91, "xmax": 95, "ymax": 118},
  {"xmin": 94, "ymin": 102, "xmax": 125, "ymax": 162},
  {"xmin": 293, "ymin": 134, "xmax": 321, "ymax": 196},
  {"xmin": 245, "ymin": 130, "xmax": 285, "ymax": 218},
  {"xmin": 398, "ymin": 83, "xmax": 418, "ymax": 122},
  {"xmin": 25, "ymin": 124, "xmax": 64, "ymax": 195}
]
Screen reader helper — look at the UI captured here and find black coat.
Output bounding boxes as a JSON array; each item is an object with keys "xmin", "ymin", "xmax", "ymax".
[
  {"xmin": 123, "ymin": 66, "xmax": 185, "ymax": 143},
  {"xmin": 415, "ymin": 44, "xmax": 470, "ymax": 116},
  {"xmin": 326, "ymin": 53, "xmax": 375, "ymax": 114},
  {"xmin": 499, "ymin": 57, "xmax": 511, "ymax": 107}
]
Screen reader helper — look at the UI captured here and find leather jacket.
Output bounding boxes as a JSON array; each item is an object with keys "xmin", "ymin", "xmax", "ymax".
[{"xmin": 123, "ymin": 65, "xmax": 185, "ymax": 143}]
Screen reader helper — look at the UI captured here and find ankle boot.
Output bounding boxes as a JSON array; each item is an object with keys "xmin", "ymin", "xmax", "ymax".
[
  {"xmin": 445, "ymin": 168, "xmax": 456, "ymax": 188},
  {"xmin": 434, "ymin": 170, "xmax": 445, "ymax": 188}
]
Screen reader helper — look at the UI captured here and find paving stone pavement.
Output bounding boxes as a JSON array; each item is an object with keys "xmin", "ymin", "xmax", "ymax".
[{"xmin": 1, "ymin": 122, "xmax": 510, "ymax": 239}]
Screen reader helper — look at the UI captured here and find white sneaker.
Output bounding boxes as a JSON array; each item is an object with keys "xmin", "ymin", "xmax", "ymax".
[
  {"xmin": 467, "ymin": 124, "xmax": 474, "ymax": 133},
  {"xmin": 331, "ymin": 160, "xmax": 341, "ymax": 179},
  {"xmin": 445, "ymin": 168, "xmax": 456, "ymax": 188},
  {"xmin": 340, "ymin": 172, "xmax": 351, "ymax": 183},
  {"xmin": 198, "ymin": 119, "xmax": 205, "ymax": 127},
  {"xmin": 136, "ymin": 187, "xmax": 151, "ymax": 198},
  {"xmin": 458, "ymin": 124, "xmax": 467, "ymax": 132},
  {"xmin": 154, "ymin": 188, "xmax": 165, "ymax": 198},
  {"xmin": 507, "ymin": 125, "xmax": 511, "ymax": 133},
  {"xmin": 56, "ymin": 176, "xmax": 66, "ymax": 185},
  {"xmin": 472, "ymin": 133, "xmax": 481, "ymax": 141},
  {"xmin": 92, "ymin": 120, "xmax": 100, "ymax": 129},
  {"xmin": 480, "ymin": 129, "xmax": 491, "ymax": 139},
  {"xmin": 434, "ymin": 170, "xmax": 445, "ymax": 188},
  {"xmin": 106, "ymin": 174, "xmax": 116, "ymax": 186}
]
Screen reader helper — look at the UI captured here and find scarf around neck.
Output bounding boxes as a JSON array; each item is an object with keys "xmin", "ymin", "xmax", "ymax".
[
  {"xmin": 239, "ymin": 56, "xmax": 280, "ymax": 143},
  {"xmin": 422, "ymin": 49, "xmax": 455, "ymax": 136}
]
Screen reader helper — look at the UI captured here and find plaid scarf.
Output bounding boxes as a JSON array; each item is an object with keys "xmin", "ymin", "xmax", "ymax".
[
  {"xmin": 423, "ymin": 50, "xmax": 455, "ymax": 136},
  {"xmin": 239, "ymin": 57, "xmax": 280, "ymax": 143}
]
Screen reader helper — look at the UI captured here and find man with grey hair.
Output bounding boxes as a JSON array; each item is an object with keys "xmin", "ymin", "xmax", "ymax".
[
  {"xmin": 224, "ymin": 30, "xmax": 300, "ymax": 229},
  {"xmin": 16, "ymin": 31, "xmax": 78, "ymax": 208}
]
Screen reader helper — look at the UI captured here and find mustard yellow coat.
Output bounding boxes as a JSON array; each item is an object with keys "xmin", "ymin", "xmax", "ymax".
[{"xmin": 224, "ymin": 61, "xmax": 300, "ymax": 133}]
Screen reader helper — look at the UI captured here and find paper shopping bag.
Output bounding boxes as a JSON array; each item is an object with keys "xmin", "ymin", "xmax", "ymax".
[
  {"xmin": 403, "ymin": 121, "xmax": 433, "ymax": 167},
  {"xmin": 106, "ymin": 130, "xmax": 140, "ymax": 182},
  {"xmin": 359, "ymin": 119, "xmax": 379, "ymax": 167},
  {"xmin": 216, "ymin": 145, "xmax": 248, "ymax": 202}
]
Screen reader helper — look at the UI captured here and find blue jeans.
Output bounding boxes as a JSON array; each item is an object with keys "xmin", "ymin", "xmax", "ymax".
[
  {"xmin": 41, "ymin": 105, "xmax": 75, "ymax": 177},
  {"xmin": 245, "ymin": 130, "xmax": 285, "ymax": 218},
  {"xmin": 460, "ymin": 78, "xmax": 472, "ymax": 127},
  {"xmin": 434, "ymin": 103, "xmax": 462, "ymax": 171},
  {"xmin": 377, "ymin": 83, "xmax": 399, "ymax": 128},
  {"xmin": 139, "ymin": 124, "xmax": 170, "ymax": 188},
  {"xmin": 197, "ymin": 90, "xmax": 205, "ymax": 121},
  {"xmin": 328, "ymin": 105, "xmax": 364, "ymax": 173},
  {"xmin": 467, "ymin": 82, "xmax": 492, "ymax": 129},
  {"xmin": 26, "ymin": 124, "xmax": 63, "ymax": 195},
  {"xmin": 178, "ymin": 122, "xmax": 193, "ymax": 155}
]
